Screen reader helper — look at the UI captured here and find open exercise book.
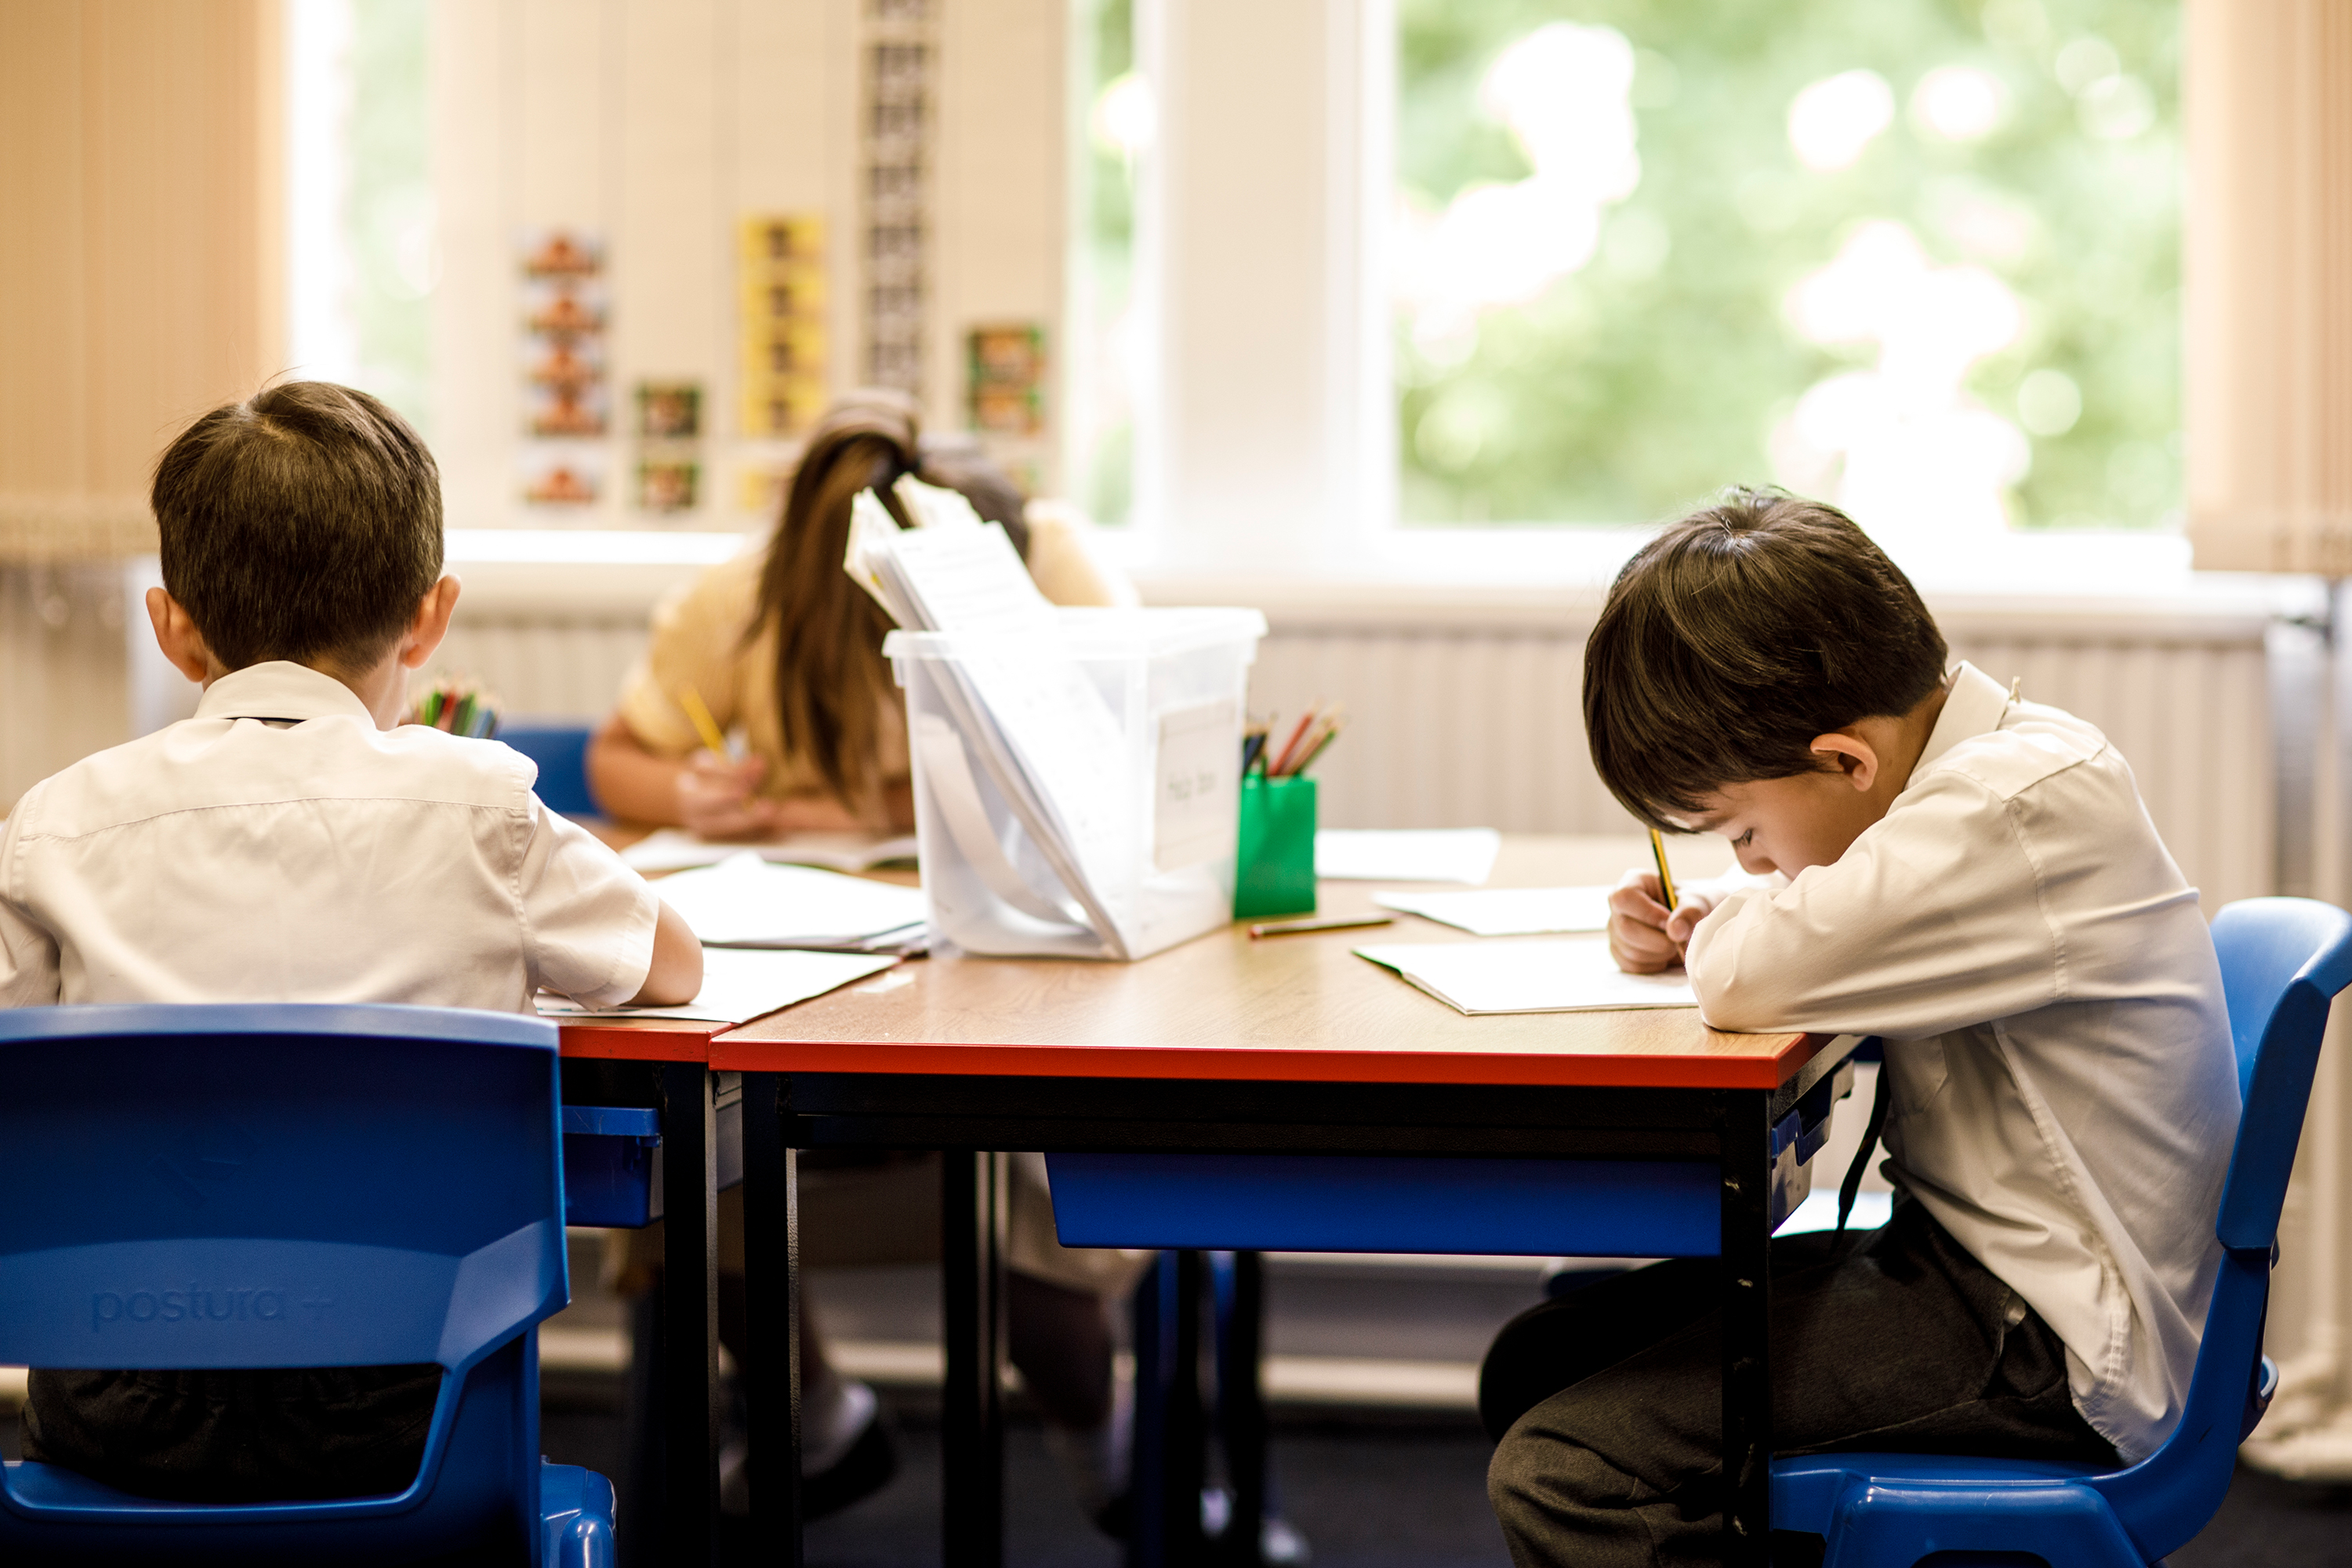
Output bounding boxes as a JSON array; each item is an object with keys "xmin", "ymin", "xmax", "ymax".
[
  {"xmin": 620, "ymin": 829, "xmax": 920, "ymax": 876},
  {"xmin": 1355, "ymin": 939, "xmax": 1697, "ymax": 1016},
  {"xmin": 536, "ymin": 948, "xmax": 898, "ymax": 1025},
  {"xmin": 845, "ymin": 477, "xmax": 1140, "ymax": 958}
]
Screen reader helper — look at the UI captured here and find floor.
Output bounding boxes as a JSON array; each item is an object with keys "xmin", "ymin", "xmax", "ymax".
[{"xmin": 8, "ymin": 1246, "xmax": 2352, "ymax": 1564}]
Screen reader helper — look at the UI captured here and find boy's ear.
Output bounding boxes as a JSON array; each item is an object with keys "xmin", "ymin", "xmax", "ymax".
[
  {"xmin": 1809, "ymin": 731, "xmax": 1879, "ymax": 792},
  {"xmin": 145, "ymin": 588, "xmax": 216, "ymax": 684},
  {"xmin": 396, "ymin": 575, "xmax": 463, "ymax": 671}
]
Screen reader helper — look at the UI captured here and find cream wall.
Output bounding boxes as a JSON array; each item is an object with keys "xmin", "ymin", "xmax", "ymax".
[{"xmin": 430, "ymin": 0, "xmax": 1065, "ymax": 531}]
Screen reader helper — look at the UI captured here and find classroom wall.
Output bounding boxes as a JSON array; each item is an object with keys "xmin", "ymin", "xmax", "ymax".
[
  {"xmin": 0, "ymin": 0, "xmax": 286, "ymax": 802},
  {"xmin": 430, "ymin": 0, "xmax": 1064, "ymax": 532}
]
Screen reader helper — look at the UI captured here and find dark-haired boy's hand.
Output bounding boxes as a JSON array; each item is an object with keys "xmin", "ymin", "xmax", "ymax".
[
  {"xmin": 677, "ymin": 752, "xmax": 784, "ymax": 839},
  {"xmin": 1606, "ymin": 869, "xmax": 1718, "ymax": 975}
]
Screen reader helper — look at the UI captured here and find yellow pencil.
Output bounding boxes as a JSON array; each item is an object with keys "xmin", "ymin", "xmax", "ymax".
[
  {"xmin": 677, "ymin": 684, "xmax": 731, "ymax": 758},
  {"xmin": 1649, "ymin": 826, "xmax": 1679, "ymax": 913}
]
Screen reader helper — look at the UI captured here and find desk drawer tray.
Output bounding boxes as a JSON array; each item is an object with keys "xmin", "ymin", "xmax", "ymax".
[{"xmin": 1047, "ymin": 1152, "xmax": 1730, "ymax": 1258}]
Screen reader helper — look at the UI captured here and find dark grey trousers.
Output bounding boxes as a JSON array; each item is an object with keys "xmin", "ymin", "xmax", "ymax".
[
  {"xmin": 24, "ymin": 1365, "xmax": 441, "ymax": 1501},
  {"xmin": 1481, "ymin": 1197, "xmax": 2116, "ymax": 1568}
]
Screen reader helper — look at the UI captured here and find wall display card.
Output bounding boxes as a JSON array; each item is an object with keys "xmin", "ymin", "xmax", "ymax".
[
  {"xmin": 968, "ymin": 322, "xmax": 1046, "ymax": 437},
  {"xmin": 518, "ymin": 227, "xmax": 609, "ymax": 506},
  {"xmin": 519, "ymin": 444, "xmax": 603, "ymax": 506},
  {"xmin": 536, "ymin": 947, "xmax": 897, "ymax": 1024},
  {"xmin": 1374, "ymin": 885, "xmax": 1613, "ymax": 936},
  {"xmin": 739, "ymin": 214, "xmax": 829, "ymax": 438},
  {"xmin": 1316, "ymin": 829, "xmax": 1501, "ymax": 884},
  {"xmin": 1354, "ymin": 939, "xmax": 1697, "ymax": 1016}
]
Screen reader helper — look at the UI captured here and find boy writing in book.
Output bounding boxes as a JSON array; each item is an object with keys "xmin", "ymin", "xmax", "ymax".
[
  {"xmin": 1479, "ymin": 490, "xmax": 2238, "ymax": 1566},
  {"xmin": 0, "ymin": 380, "xmax": 700, "ymax": 1500}
]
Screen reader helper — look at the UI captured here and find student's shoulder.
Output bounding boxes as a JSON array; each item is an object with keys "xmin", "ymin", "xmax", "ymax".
[
  {"xmin": 1919, "ymin": 699, "xmax": 2114, "ymax": 807},
  {"xmin": 382, "ymin": 721, "xmax": 543, "ymax": 806},
  {"xmin": 650, "ymin": 546, "xmax": 764, "ymax": 639}
]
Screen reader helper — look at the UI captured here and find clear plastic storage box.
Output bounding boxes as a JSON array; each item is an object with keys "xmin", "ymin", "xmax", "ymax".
[{"xmin": 884, "ymin": 607, "xmax": 1267, "ymax": 960}]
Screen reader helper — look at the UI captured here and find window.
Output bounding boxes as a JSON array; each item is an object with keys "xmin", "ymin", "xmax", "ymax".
[
  {"xmin": 1392, "ymin": 0, "xmax": 2181, "ymax": 537},
  {"xmin": 1066, "ymin": 0, "xmax": 1143, "ymax": 527},
  {"xmin": 287, "ymin": 0, "xmax": 435, "ymax": 438}
]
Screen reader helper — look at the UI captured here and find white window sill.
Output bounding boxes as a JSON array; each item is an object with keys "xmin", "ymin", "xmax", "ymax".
[{"xmin": 440, "ymin": 527, "xmax": 2321, "ymax": 639}]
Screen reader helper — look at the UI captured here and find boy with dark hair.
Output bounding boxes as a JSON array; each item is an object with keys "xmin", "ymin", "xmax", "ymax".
[
  {"xmin": 1483, "ymin": 490, "xmax": 2238, "ymax": 1567},
  {"xmin": 0, "ymin": 381, "xmax": 700, "ymax": 1500}
]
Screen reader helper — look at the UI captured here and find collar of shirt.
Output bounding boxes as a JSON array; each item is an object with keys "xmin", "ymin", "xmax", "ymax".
[
  {"xmin": 194, "ymin": 662, "xmax": 379, "ymax": 727},
  {"xmin": 1911, "ymin": 660, "xmax": 2011, "ymax": 775}
]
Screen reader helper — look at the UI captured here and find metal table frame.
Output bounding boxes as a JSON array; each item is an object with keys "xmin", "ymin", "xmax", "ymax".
[{"xmin": 733, "ymin": 1031, "xmax": 1859, "ymax": 1567}]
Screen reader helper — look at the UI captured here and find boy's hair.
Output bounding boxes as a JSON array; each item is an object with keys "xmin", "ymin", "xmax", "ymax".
[
  {"xmin": 151, "ymin": 382, "xmax": 443, "ymax": 673},
  {"xmin": 1584, "ymin": 488, "xmax": 1948, "ymax": 829}
]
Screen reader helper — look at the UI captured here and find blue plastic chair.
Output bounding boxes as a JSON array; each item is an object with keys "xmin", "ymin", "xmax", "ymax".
[
  {"xmin": 499, "ymin": 721, "xmax": 601, "ymax": 818},
  {"xmin": 0, "ymin": 1004, "xmax": 616, "ymax": 1566},
  {"xmin": 1771, "ymin": 896, "xmax": 2352, "ymax": 1566}
]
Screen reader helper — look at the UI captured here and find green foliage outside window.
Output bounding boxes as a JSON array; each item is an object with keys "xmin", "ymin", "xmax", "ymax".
[{"xmin": 1396, "ymin": 0, "xmax": 2180, "ymax": 531}]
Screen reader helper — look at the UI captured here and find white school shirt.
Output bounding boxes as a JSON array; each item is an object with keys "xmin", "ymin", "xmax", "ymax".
[
  {"xmin": 1685, "ymin": 661, "xmax": 2238, "ymax": 1463},
  {"xmin": 0, "ymin": 661, "xmax": 656, "ymax": 1014}
]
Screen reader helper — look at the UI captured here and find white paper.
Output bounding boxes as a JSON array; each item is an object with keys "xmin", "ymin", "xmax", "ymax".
[
  {"xmin": 1353, "ymin": 938, "xmax": 1696, "ymax": 1015},
  {"xmin": 1316, "ymin": 829, "xmax": 1501, "ymax": 884},
  {"xmin": 652, "ymin": 852, "xmax": 929, "ymax": 946},
  {"xmin": 892, "ymin": 472, "xmax": 986, "ymax": 531},
  {"xmin": 621, "ymin": 829, "xmax": 921, "ymax": 875},
  {"xmin": 537, "ymin": 947, "xmax": 898, "ymax": 1023},
  {"xmin": 1374, "ymin": 885, "xmax": 1613, "ymax": 936}
]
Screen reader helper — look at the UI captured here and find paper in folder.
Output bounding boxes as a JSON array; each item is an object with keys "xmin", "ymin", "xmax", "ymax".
[
  {"xmin": 845, "ymin": 479, "xmax": 1141, "ymax": 958},
  {"xmin": 653, "ymin": 852, "xmax": 928, "ymax": 952},
  {"xmin": 1354, "ymin": 938, "xmax": 1697, "ymax": 1016}
]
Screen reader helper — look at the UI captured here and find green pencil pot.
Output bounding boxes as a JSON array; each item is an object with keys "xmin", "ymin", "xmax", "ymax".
[{"xmin": 1234, "ymin": 774, "xmax": 1317, "ymax": 920}]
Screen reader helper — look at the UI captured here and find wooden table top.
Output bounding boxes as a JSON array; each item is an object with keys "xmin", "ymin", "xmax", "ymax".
[{"xmin": 684, "ymin": 834, "xmax": 1820, "ymax": 1091}]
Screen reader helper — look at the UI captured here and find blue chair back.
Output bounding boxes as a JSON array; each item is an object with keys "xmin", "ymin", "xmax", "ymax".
[
  {"xmin": 2090, "ymin": 898, "xmax": 2352, "ymax": 1554},
  {"xmin": 0, "ymin": 1004, "xmax": 573, "ymax": 1562},
  {"xmin": 499, "ymin": 721, "xmax": 600, "ymax": 818}
]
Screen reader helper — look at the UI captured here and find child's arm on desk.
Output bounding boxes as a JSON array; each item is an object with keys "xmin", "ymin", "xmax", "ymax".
[{"xmin": 627, "ymin": 899, "xmax": 702, "ymax": 1006}]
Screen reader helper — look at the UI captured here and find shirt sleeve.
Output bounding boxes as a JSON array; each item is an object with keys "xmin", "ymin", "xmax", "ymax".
[
  {"xmin": 1023, "ymin": 503, "xmax": 1141, "ymax": 608},
  {"xmin": 1683, "ymin": 767, "xmax": 2064, "ymax": 1038},
  {"xmin": 615, "ymin": 556, "xmax": 762, "ymax": 758},
  {"xmin": 517, "ymin": 798, "xmax": 661, "ymax": 1007},
  {"xmin": 0, "ymin": 799, "xmax": 60, "ymax": 1006}
]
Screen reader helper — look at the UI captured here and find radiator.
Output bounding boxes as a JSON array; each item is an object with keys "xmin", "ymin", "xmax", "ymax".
[
  {"xmin": 0, "ymin": 565, "xmax": 2280, "ymax": 914},
  {"xmin": 425, "ymin": 597, "xmax": 2276, "ymax": 911},
  {"xmin": 1247, "ymin": 615, "xmax": 2275, "ymax": 913}
]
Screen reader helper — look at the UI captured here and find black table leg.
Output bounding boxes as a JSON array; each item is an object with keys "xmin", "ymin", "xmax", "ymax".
[
  {"xmin": 1218, "ymin": 1251, "xmax": 1267, "ymax": 1568},
  {"xmin": 1720, "ymin": 1089, "xmax": 1773, "ymax": 1565},
  {"xmin": 942, "ymin": 1150, "xmax": 1007, "ymax": 1567},
  {"xmin": 1133, "ymin": 1251, "xmax": 1209, "ymax": 1567},
  {"xmin": 742, "ymin": 1072, "xmax": 801, "ymax": 1566},
  {"xmin": 660, "ymin": 1062, "xmax": 721, "ymax": 1568}
]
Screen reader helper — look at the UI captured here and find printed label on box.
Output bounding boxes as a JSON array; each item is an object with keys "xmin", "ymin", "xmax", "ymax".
[{"xmin": 1155, "ymin": 698, "xmax": 1239, "ymax": 873}]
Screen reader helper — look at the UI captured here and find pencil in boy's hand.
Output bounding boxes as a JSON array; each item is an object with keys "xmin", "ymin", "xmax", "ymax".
[
  {"xmin": 677, "ymin": 684, "xmax": 732, "ymax": 758},
  {"xmin": 1649, "ymin": 826, "xmax": 1679, "ymax": 915}
]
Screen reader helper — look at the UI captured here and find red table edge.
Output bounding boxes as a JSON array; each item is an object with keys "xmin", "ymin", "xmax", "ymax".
[
  {"xmin": 701, "ymin": 1031, "xmax": 1833, "ymax": 1091},
  {"xmin": 558, "ymin": 1021, "xmax": 724, "ymax": 1062}
]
